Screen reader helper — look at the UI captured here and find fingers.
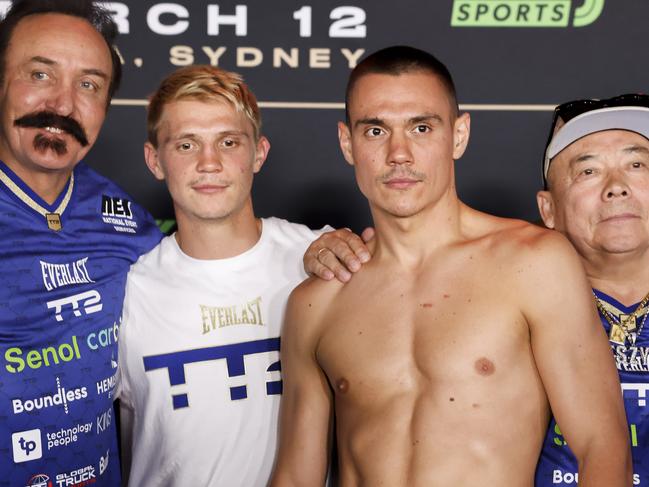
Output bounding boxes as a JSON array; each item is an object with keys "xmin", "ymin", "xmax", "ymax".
[
  {"xmin": 305, "ymin": 255, "xmax": 336, "ymax": 281},
  {"xmin": 345, "ymin": 229, "xmax": 372, "ymax": 264},
  {"xmin": 360, "ymin": 227, "xmax": 375, "ymax": 244},
  {"xmin": 303, "ymin": 228, "xmax": 372, "ymax": 283},
  {"xmin": 319, "ymin": 247, "xmax": 353, "ymax": 282}
]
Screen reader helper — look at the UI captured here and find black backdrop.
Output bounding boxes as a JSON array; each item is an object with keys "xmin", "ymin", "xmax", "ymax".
[{"xmin": 76, "ymin": 1, "xmax": 647, "ymax": 232}]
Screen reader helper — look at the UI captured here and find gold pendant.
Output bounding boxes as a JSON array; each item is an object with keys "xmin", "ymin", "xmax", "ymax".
[
  {"xmin": 46, "ymin": 213, "xmax": 62, "ymax": 231},
  {"xmin": 620, "ymin": 314, "xmax": 637, "ymax": 332},
  {"xmin": 609, "ymin": 324, "xmax": 627, "ymax": 346}
]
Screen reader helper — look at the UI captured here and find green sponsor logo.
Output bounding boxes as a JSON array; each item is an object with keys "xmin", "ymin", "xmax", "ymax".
[
  {"xmin": 5, "ymin": 336, "xmax": 82, "ymax": 374},
  {"xmin": 451, "ymin": 0, "xmax": 605, "ymax": 27},
  {"xmin": 553, "ymin": 422, "xmax": 639, "ymax": 447},
  {"xmin": 156, "ymin": 219, "xmax": 177, "ymax": 234}
]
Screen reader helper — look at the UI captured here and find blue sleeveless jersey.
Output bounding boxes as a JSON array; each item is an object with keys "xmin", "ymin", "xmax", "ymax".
[
  {"xmin": 535, "ymin": 289, "xmax": 648, "ymax": 486},
  {"xmin": 0, "ymin": 161, "xmax": 161, "ymax": 486}
]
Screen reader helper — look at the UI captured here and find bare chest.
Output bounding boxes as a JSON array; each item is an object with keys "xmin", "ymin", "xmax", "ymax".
[{"xmin": 316, "ymin": 268, "xmax": 532, "ymax": 403}]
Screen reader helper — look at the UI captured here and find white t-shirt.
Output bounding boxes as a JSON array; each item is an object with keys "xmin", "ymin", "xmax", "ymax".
[{"xmin": 118, "ymin": 217, "xmax": 319, "ymax": 486}]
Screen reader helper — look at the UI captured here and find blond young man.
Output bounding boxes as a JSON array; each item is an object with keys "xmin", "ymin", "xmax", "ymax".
[
  {"xmin": 272, "ymin": 46, "xmax": 631, "ymax": 486},
  {"xmin": 118, "ymin": 66, "xmax": 331, "ymax": 486}
]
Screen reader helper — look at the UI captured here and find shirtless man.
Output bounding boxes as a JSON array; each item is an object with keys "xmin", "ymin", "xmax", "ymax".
[{"xmin": 271, "ymin": 46, "xmax": 631, "ymax": 486}]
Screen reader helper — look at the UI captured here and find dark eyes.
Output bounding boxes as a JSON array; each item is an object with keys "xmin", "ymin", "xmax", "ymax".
[{"xmin": 222, "ymin": 138, "xmax": 237, "ymax": 148}]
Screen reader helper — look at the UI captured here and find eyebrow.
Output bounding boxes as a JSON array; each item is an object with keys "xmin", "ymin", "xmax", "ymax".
[
  {"xmin": 30, "ymin": 56, "xmax": 55, "ymax": 66},
  {"xmin": 570, "ymin": 153, "xmax": 595, "ymax": 165},
  {"xmin": 29, "ymin": 56, "xmax": 109, "ymax": 80},
  {"xmin": 569, "ymin": 144, "xmax": 649, "ymax": 167},
  {"xmin": 623, "ymin": 145, "xmax": 649, "ymax": 156},
  {"xmin": 164, "ymin": 130, "xmax": 249, "ymax": 144},
  {"xmin": 353, "ymin": 113, "xmax": 443, "ymax": 130}
]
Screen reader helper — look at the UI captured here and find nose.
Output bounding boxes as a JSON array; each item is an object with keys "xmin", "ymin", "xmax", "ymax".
[
  {"xmin": 387, "ymin": 131, "xmax": 413, "ymax": 165},
  {"xmin": 44, "ymin": 82, "xmax": 75, "ymax": 116},
  {"xmin": 602, "ymin": 170, "xmax": 630, "ymax": 201},
  {"xmin": 197, "ymin": 146, "xmax": 223, "ymax": 173}
]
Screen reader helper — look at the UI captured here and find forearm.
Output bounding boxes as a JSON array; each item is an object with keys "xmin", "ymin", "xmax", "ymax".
[
  {"xmin": 269, "ymin": 464, "xmax": 327, "ymax": 487},
  {"xmin": 577, "ymin": 438, "xmax": 632, "ymax": 487}
]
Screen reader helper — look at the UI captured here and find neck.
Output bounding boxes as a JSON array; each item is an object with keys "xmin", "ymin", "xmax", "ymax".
[
  {"xmin": 174, "ymin": 201, "xmax": 261, "ymax": 260},
  {"xmin": 583, "ymin": 249, "xmax": 649, "ymax": 305},
  {"xmin": 370, "ymin": 192, "xmax": 463, "ymax": 268},
  {"xmin": 0, "ymin": 136, "xmax": 75, "ymax": 204},
  {"xmin": 3, "ymin": 161, "xmax": 71, "ymax": 205}
]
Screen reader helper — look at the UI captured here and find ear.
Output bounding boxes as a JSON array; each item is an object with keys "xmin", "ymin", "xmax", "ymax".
[
  {"xmin": 144, "ymin": 142, "xmax": 166, "ymax": 181},
  {"xmin": 536, "ymin": 190, "xmax": 556, "ymax": 229},
  {"xmin": 338, "ymin": 121, "xmax": 354, "ymax": 166},
  {"xmin": 252, "ymin": 136, "xmax": 270, "ymax": 174},
  {"xmin": 452, "ymin": 112, "xmax": 471, "ymax": 160}
]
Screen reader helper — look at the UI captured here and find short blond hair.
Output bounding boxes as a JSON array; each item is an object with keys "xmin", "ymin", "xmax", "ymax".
[{"xmin": 147, "ymin": 65, "xmax": 261, "ymax": 146}]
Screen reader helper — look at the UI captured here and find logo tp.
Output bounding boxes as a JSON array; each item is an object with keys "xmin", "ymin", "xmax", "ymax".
[
  {"xmin": 46, "ymin": 289, "xmax": 103, "ymax": 322},
  {"xmin": 12, "ymin": 429, "xmax": 42, "ymax": 463},
  {"xmin": 451, "ymin": 0, "xmax": 605, "ymax": 28}
]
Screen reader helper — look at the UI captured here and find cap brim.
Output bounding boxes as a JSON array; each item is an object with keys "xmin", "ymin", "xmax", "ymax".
[{"xmin": 543, "ymin": 106, "xmax": 649, "ymax": 180}]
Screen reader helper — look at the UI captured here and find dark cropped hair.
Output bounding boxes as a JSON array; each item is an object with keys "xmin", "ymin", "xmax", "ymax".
[
  {"xmin": 345, "ymin": 45, "xmax": 458, "ymax": 124},
  {"xmin": 0, "ymin": 0, "xmax": 122, "ymax": 104}
]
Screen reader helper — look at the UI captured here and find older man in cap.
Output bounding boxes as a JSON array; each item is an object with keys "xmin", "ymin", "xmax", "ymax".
[{"xmin": 535, "ymin": 94, "xmax": 649, "ymax": 486}]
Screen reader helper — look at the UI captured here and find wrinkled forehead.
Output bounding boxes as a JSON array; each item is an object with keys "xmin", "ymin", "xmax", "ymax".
[
  {"xmin": 7, "ymin": 13, "xmax": 112, "ymax": 66},
  {"xmin": 548, "ymin": 128, "xmax": 649, "ymax": 182}
]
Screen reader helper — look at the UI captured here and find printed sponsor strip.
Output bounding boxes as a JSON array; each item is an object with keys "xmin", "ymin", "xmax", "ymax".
[{"xmin": 112, "ymin": 99, "xmax": 556, "ymax": 111}]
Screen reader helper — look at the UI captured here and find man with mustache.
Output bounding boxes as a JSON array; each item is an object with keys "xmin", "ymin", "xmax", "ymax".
[
  {"xmin": 0, "ymin": 1, "xmax": 161, "ymax": 484},
  {"xmin": 533, "ymin": 95, "xmax": 649, "ymax": 485},
  {"xmin": 272, "ymin": 46, "xmax": 631, "ymax": 485}
]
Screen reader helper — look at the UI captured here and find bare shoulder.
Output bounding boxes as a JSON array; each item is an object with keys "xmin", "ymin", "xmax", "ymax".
[
  {"xmin": 468, "ymin": 211, "xmax": 579, "ymax": 268},
  {"xmin": 502, "ymin": 220, "xmax": 579, "ymax": 268},
  {"xmin": 284, "ymin": 276, "xmax": 345, "ymax": 339},
  {"xmin": 470, "ymin": 213, "xmax": 590, "ymax": 304},
  {"xmin": 289, "ymin": 275, "xmax": 345, "ymax": 309}
]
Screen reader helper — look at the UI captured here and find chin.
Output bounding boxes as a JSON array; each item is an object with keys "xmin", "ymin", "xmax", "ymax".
[
  {"xmin": 598, "ymin": 236, "xmax": 646, "ymax": 254},
  {"xmin": 28, "ymin": 149, "xmax": 80, "ymax": 171},
  {"xmin": 387, "ymin": 202, "xmax": 425, "ymax": 218}
]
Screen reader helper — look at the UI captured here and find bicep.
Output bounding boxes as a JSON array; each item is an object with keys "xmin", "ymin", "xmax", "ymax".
[
  {"xmin": 524, "ymin": 241, "xmax": 626, "ymax": 456},
  {"xmin": 272, "ymin": 290, "xmax": 333, "ymax": 486}
]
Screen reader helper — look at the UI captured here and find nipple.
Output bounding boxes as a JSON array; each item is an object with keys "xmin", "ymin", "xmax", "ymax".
[{"xmin": 474, "ymin": 357, "xmax": 495, "ymax": 376}]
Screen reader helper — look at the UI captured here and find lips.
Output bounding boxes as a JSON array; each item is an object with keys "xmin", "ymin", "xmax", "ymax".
[
  {"xmin": 192, "ymin": 183, "xmax": 228, "ymax": 193},
  {"xmin": 600, "ymin": 213, "xmax": 639, "ymax": 223},
  {"xmin": 384, "ymin": 178, "xmax": 420, "ymax": 189},
  {"xmin": 599, "ymin": 208, "xmax": 642, "ymax": 224}
]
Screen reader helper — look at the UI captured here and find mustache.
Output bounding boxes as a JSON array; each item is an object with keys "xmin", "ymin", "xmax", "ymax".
[
  {"xmin": 14, "ymin": 111, "xmax": 89, "ymax": 147},
  {"xmin": 377, "ymin": 167, "xmax": 427, "ymax": 183},
  {"xmin": 190, "ymin": 178, "xmax": 230, "ymax": 186}
]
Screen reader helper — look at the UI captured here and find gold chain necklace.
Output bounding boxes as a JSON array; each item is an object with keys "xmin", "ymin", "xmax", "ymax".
[{"xmin": 594, "ymin": 291, "xmax": 649, "ymax": 347}]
